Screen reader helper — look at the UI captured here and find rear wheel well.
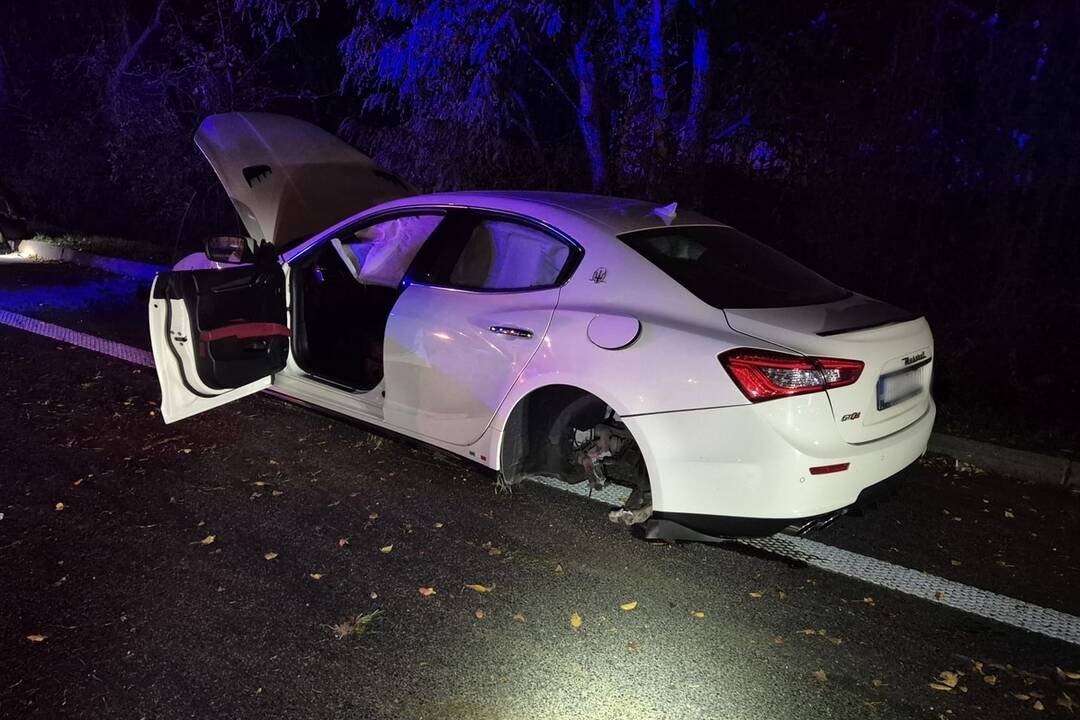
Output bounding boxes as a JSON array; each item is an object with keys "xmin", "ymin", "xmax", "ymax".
[{"xmin": 500, "ymin": 385, "xmax": 649, "ymax": 499}]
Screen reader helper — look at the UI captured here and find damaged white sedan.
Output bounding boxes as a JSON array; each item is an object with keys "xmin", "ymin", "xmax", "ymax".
[{"xmin": 150, "ymin": 112, "xmax": 935, "ymax": 540}]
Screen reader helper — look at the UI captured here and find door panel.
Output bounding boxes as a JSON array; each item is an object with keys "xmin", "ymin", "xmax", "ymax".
[
  {"xmin": 149, "ymin": 264, "xmax": 289, "ymax": 423},
  {"xmin": 383, "ymin": 285, "xmax": 559, "ymax": 445}
]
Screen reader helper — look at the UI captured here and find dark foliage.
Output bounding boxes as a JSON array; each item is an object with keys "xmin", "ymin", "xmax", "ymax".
[{"xmin": 0, "ymin": 0, "xmax": 1076, "ymax": 452}]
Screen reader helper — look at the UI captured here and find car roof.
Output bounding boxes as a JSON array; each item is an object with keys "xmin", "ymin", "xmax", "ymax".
[{"xmin": 378, "ymin": 190, "xmax": 722, "ymax": 236}]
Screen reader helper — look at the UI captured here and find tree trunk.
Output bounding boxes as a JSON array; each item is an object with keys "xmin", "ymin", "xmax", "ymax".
[
  {"xmin": 678, "ymin": 18, "xmax": 710, "ymax": 161},
  {"xmin": 572, "ymin": 34, "xmax": 606, "ymax": 192},
  {"xmin": 647, "ymin": 0, "xmax": 670, "ymax": 167}
]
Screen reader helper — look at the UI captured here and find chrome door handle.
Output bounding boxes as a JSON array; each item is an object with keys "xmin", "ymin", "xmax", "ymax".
[{"xmin": 489, "ymin": 325, "xmax": 533, "ymax": 339}]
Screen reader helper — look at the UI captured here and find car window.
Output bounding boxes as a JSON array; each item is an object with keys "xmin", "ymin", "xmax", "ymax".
[
  {"xmin": 618, "ymin": 225, "xmax": 851, "ymax": 308},
  {"xmin": 443, "ymin": 219, "xmax": 571, "ymax": 291},
  {"xmin": 331, "ymin": 214, "xmax": 444, "ymax": 288}
]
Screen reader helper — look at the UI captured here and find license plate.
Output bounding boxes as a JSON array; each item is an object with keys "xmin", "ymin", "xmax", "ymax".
[{"xmin": 877, "ymin": 364, "xmax": 926, "ymax": 410}]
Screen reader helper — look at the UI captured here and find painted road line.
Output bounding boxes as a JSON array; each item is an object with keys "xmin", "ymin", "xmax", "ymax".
[
  {"xmin": 2, "ymin": 307, "xmax": 1078, "ymax": 647},
  {"xmin": 0, "ymin": 309, "xmax": 154, "ymax": 368},
  {"xmin": 740, "ymin": 534, "xmax": 1080, "ymax": 647}
]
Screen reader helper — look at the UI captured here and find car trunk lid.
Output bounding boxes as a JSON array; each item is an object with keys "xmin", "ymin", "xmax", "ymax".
[
  {"xmin": 725, "ymin": 294, "xmax": 933, "ymax": 444},
  {"xmin": 195, "ymin": 112, "xmax": 415, "ymax": 248}
]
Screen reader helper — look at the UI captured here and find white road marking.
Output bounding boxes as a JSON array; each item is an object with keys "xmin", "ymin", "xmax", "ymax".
[
  {"xmin": 2, "ymin": 307, "xmax": 1078, "ymax": 647},
  {"xmin": 0, "ymin": 309, "xmax": 154, "ymax": 368}
]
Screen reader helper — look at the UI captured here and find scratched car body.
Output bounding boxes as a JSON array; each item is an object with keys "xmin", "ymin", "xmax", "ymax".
[{"xmin": 149, "ymin": 113, "xmax": 935, "ymax": 540}]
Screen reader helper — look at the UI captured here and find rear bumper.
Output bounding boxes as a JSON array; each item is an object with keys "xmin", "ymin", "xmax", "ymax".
[
  {"xmin": 622, "ymin": 393, "xmax": 935, "ymax": 532},
  {"xmin": 643, "ymin": 471, "xmax": 906, "ymax": 540}
]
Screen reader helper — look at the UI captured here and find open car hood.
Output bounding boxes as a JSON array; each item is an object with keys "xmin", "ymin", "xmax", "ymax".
[{"xmin": 195, "ymin": 112, "xmax": 415, "ymax": 247}]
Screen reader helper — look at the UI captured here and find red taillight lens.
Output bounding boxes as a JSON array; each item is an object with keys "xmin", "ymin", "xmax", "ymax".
[{"xmin": 718, "ymin": 349, "xmax": 863, "ymax": 402}]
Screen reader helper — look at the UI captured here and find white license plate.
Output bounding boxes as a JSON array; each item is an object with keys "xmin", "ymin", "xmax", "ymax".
[{"xmin": 877, "ymin": 365, "xmax": 925, "ymax": 410}]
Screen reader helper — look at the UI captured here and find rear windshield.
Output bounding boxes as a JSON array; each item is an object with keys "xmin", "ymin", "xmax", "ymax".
[{"xmin": 618, "ymin": 225, "xmax": 851, "ymax": 308}]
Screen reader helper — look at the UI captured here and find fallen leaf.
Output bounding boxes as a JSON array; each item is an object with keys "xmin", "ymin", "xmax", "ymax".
[
  {"xmin": 271, "ymin": 490, "xmax": 284, "ymax": 497},
  {"xmin": 620, "ymin": 601, "xmax": 638, "ymax": 611},
  {"xmin": 872, "ymin": 679, "xmax": 883, "ymax": 688},
  {"xmin": 930, "ymin": 683, "xmax": 954, "ymax": 692},
  {"xmin": 1058, "ymin": 693, "xmax": 1077, "ymax": 711},
  {"xmin": 798, "ymin": 628, "xmax": 817, "ymax": 635},
  {"xmin": 749, "ymin": 591, "xmax": 763, "ymax": 599},
  {"xmin": 983, "ymin": 675, "xmax": 997, "ymax": 686},
  {"xmin": 937, "ymin": 671, "xmax": 960, "ymax": 689},
  {"xmin": 1014, "ymin": 693, "xmax": 1032, "ymax": 701},
  {"xmin": 950, "ymin": 559, "xmax": 962, "ymax": 566},
  {"xmin": 55, "ymin": 502, "xmax": 65, "ymax": 511},
  {"xmin": 934, "ymin": 591, "xmax": 945, "ymax": 601},
  {"xmin": 332, "ymin": 610, "xmax": 381, "ymax": 639},
  {"xmin": 813, "ymin": 670, "xmax": 828, "ymax": 683},
  {"xmin": 570, "ymin": 612, "xmax": 582, "ymax": 629},
  {"xmin": 434, "ymin": 522, "xmax": 444, "ymax": 528},
  {"xmin": 337, "ymin": 538, "xmax": 349, "ymax": 547},
  {"xmin": 626, "ymin": 642, "xmax": 640, "ymax": 652},
  {"xmin": 862, "ymin": 596, "xmax": 875, "ymax": 606},
  {"xmin": 864, "ymin": 701, "xmax": 882, "ymax": 713},
  {"xmin": 368, "ymin": 512, "xmax": 379, "ymax": 520},
  {"xmin": 1061, "ymin": 669, "xmax": 1080, "ymax": 680},
  {"xmin": 512, "ymin": 612, "xmax": 526, "ymax": 623},
  {"xmin": 309, "ymin": 573, "xmax": 323, "ymax": 581},
  {"xmin": 1034, "ymin": 700, "xmax": 1045, "ymax": 711},
  {"xmin": 692, "ymin": 611, "xmax": 705, "ymax": 619},
  {"xmin": 418, "ymin": 586, "xmax": 436, "ymax": 596},
  {"xmin": 264, "ymin": 551, "xmax": 278, "ymax": 560},
  {"xmin": 778, "ymin": 591, "xmax": 786, "ymax": 600},
  {"xmin": 194, "ymin": 534, "xmax": 216, "ymax": 546},
  {"xmin": 473, "ymin": 608, "xmax": 485, "ymax": 620},
  {"xmin": 253, "ymin": 481, "xmax": 268, "ymax": 487},
  {"xmin": 465, "ymin": 583, "xmax": 493, "ymax": 593},
  {"xmin": 772, "ymin": 636, "xmax": 784, "ymax": 645},
  {"xmin": 380, "ymin": 545, "xmax": 394, "ymax": 554},
  {"xmin": 26, "ymin": 634, "xmax": 46, "ymax": 643}
]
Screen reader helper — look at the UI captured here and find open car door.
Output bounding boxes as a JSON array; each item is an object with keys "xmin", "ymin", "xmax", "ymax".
[{"xmin": 149, "ymin": 263, "xmax": 289, "ymax": 423}]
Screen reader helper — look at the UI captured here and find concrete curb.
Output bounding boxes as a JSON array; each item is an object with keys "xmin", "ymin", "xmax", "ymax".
[
  {"xmin": 928, "ymin": 432, "xmax": 1076, "ymax": 487},
  {"xmin": 17, "ymin": 239, "xmax": 167, "ymax": 282},
  {"xmin": 10, "ymin": 239, "xmax": 1076, "ymax": 488}
]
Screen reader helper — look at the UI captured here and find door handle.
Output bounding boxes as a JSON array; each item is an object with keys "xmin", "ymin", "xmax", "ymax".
[{"xmin": 489, "ymin": 325, "xmax": 533, "ymax": 339}]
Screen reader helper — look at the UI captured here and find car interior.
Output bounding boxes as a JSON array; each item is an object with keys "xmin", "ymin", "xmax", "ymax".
[
  {"xmin": 291, "ymin": 214, "xmax": 442, "ymax": 391},
  {"xmin": 290, "ymin": 209, "xmax": 573, "ymax": 393}
]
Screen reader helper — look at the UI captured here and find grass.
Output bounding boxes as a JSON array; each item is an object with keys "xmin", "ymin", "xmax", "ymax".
[
  {"xmin": 28, "ymin": 233, "xmax": 175, "ymax": 266},
  {"xmin": 332, "ymin": 610, "xmax": 383, "ymax": 639}
]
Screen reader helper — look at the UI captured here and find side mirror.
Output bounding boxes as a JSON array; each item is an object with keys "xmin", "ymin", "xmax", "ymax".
[{"xmin": 204, "ymin": 235, "xmax": 255, "ymax": 264}]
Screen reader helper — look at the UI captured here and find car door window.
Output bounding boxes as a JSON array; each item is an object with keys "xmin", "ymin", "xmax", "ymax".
[
  {"xmin": 429, "ymin": 217, "xmax": 571, "ymax": 291},
  {"xmin": 332, "ymin": 214, "xmax": 443, "ymax": 288}
]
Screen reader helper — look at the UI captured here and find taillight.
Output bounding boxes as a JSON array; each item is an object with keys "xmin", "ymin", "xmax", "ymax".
[{"xmin": 718, "ymin": 349, "xmax": 863, "ymax": 402}]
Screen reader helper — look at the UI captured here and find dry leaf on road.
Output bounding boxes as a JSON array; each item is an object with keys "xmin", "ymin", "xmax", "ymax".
[
  {"xmin": 380, "ymin": 545, "xmax": 393, "ymax": 554},
  {"xmin": 620, "ymin": 601, "xmax": 638, "ymax": 611},
  {"xmin": 473, "ymin": 608, "xmax": 485, "ymax": 620},
  {"xmin": 309, "ymin": 573, "xmax": 323, "ymax": 581},
  {"xmin": 418, "ymin": 586, "xmax": 436, "ymax": 596},
  {"xmin": 26, "ymin": 634, "xmax": 46, "ymax": 643},
  {"xmin": 264, "ymin": 551, "xmax": 278, "ymax": 560},
  {"xmin": 692, "ymin": 611, "xmax": 705, "ymax": 619},
  {"xmin": 570, "ymin": 612, "xmax": 583, "ymax": 629},
  {"xmin": 54, "ymin": 502, "xmax": 64, "ymax": 511},
  {"xmin": 813, "ymin": 670, "xmax": 828, "ymax": 682},
  {"xmin": 512, "ymin": 612, "xmax": 526, "ymax": 623},
  {"xmin": 749, "ymin": 591, "xmax": 763, "ymax": 599},
  {"xmin": 931, "ymin": 671, "xmax": 960, "ymax": 691},
  {"xmin": 193, "ymin": 534, "xmax": 215, "ymax": 545},
  {"xmin": 465, "ymin": 583, "xmax": 493, "ymax": 593}
]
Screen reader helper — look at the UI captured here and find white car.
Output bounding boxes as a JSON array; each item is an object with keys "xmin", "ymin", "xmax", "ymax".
[{"xmin": 150, "ymin": 113, "xmax": 935, "ymax": 540}]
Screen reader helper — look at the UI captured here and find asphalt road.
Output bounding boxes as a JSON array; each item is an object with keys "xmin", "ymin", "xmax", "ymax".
[{"xmin": 2, "ymin": 258, "xmax": 1079, "ymax": 719}]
